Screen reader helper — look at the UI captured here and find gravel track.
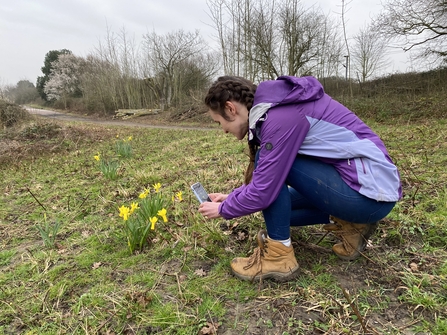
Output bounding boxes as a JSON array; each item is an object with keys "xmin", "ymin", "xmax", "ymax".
[{"xmin": 24, "ymin": 106, "xmax": 215, "ymax": 131}]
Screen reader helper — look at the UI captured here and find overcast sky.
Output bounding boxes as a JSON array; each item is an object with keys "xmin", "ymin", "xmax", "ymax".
[{"xmin": 0, "ymin": 0, "xmax": 413, "ymax": 86}]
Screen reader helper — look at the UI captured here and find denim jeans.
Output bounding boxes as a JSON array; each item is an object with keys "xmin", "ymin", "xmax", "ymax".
[{"xmin": 259, "ymin": 154, "xmax": 396, "ymax": 240}]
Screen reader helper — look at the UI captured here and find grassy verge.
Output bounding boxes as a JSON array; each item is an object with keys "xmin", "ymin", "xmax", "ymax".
[{"xmin": 0, "ymin": 116, "xmax": 446, "ymax": 334}]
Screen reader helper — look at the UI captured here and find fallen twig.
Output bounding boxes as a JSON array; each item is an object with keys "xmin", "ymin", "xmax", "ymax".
[
  {"xmin": 340, "ymin": 285, "xmax": 373, "ymax": 334},
  {"xmin": 26, "ymin": 186, "xmax": 47, "ymax": 212}
]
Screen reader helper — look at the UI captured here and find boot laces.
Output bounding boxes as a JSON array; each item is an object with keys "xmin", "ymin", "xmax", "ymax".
[
  {"xmin": 329, "ymin": 217, "xmax": 363, "ymax": 238},
  {"xmin": 332, "ymin": 227, "xmax": 362, "ymax": 238},
  {"xmin": 243, "ymin": 240, "xmax": 268, "ymax": 271}
]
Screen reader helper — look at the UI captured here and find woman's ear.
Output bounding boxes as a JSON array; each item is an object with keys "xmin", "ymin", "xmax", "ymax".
[{"xmin": 225, "ymin": 101, "xmax": 237, "ymax": 116}]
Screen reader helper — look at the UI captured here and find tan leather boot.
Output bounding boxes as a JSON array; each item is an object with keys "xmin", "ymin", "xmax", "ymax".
[
  {"xmin": 323, "ymin": 217, "xmax": 378, "ymax": 260},
  {"xmin": 230, "ymin": 230, "xmax": 299, "ymax": 282}
]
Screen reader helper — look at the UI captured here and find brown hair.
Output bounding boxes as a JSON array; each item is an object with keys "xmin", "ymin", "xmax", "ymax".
[{"xmin": 204, "ymin": 76, "xmax": 258, "ymax": 184}]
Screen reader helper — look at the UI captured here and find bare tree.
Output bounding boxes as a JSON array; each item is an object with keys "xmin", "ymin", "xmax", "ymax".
[
  {"xmin": 78, "ymin": 55, "xmax": 122, "ymax": 113},
  {"xmin": 314, "ymin": 15, "xmax": 345, "ymax": 80},
  {"xmin": 351, "ymin": 25, "xmax": 389, "ymax": 82},
  {"xmin": 206, "ymin": 0, "xmax": 249, "ymax": 76},
  {"xmin": 278, "ymin": 0, "xmax": 323, "ymax": 76},
  {"xmin": 80, "ymin": 26, "xmax": 218, "ymax": 114},
  {"xmin": 373, "ymin": 0, "xmax": 447, "ymax": 64},
  {"xmin": 94, "ymin": 27, "xmax": 144, "ymax": 110},
  {"xmin": 340, "ymin": 0, "xmax": 353, "ymax": 97},
  {"xmin": 142, "ymin": 30, "xmax": 206, "ymax": 110},
  {"xmin": 206, "ymin": 0, "xmax": 230, "ymax": 74},
  {"xmin": 246, "ymin": 0, "xmax": 279, "ymax": 80},
  {"xmin": 207, "ymin": 0, "xmax": 339, "ymax": 81}
]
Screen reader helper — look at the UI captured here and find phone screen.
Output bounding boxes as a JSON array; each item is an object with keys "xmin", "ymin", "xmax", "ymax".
[{"xmin": 191, "ymin": 182, "xmax": 211, "ymax": 203}]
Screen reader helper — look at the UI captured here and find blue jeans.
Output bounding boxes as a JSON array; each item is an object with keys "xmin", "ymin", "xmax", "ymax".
[{"xmin": 259, "ymin": 154, "xmax": 396, "ymax": 240}]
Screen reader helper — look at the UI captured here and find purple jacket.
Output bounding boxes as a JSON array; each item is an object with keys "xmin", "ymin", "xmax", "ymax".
[{"xmin": 218, "ymin": 76, "xmax": 402, "ymax": 219}]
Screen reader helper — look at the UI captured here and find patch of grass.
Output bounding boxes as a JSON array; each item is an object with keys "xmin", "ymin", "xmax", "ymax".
[
  {"xmin": 0, "ymin": 249, "xmax": 16, "ymax": 266},
  {"xmin": 0, "ymin": 117, "xmax": 446, "ymax": 334}
]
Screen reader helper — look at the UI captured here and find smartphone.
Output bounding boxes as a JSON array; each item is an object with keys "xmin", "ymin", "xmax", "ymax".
[{"xmin": 191, "ymin": 182, "xmax": 212, "ymax": 204}]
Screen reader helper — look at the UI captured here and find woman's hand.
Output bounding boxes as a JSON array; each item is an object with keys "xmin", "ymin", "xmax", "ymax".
[
  {"xmin": 198, "ymin": 201, "xmax": 221, "ymax": 219},
  {"xmin": 198, "ymin": 193, "xmax": 228, "ymax": 219},
  {"xmin": 209, "ymin": 193, "xmax": 228, "ymax": 202}
]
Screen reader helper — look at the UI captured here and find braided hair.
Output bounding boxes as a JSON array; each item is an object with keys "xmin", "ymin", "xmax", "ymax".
[{"xmin": 205, "ymin": 76, "xmax": 258, "ymax": 184}]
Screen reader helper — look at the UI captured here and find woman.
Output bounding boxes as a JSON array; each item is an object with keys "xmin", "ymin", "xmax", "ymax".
[{"xmin": 198, "ymin": 75, "xmax": 401, "ymax": 282}]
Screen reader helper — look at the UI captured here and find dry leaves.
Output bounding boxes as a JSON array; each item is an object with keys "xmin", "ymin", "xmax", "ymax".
[
  {"xmin": 92, "ymin": 262, "xmax": 102, "ymax": 269},
  {"xmin": 198, "ymin": 322, "xmax": 219, "ymax": 335}
]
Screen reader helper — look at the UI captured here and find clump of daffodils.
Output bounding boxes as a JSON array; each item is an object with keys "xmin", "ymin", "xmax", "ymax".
[
  {"xmin": 118, "ymin": 182, "xmax": 182, "ymax": 254},
  {"xmin": 115, "ymin": 135, "xmax": 133, "ymax": 158},
  {"xmin": 93, "ymin": 152, "xmax": 120, "ymax": 180}
]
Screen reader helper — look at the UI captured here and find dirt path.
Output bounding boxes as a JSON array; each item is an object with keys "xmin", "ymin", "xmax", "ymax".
[{"xmin": 24, "ymin": 106, "xmax": 215, "ymax": 131}]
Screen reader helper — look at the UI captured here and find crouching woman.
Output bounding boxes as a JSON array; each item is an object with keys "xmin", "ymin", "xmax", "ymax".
[{"xmin": 198, "ymin": 75, "xmax": 401, "ymax": 282}]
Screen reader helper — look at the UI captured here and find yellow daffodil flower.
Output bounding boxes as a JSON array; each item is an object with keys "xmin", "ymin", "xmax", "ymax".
[
  {"xmin": 130, "ymin": 202, "xmax": 139, "ymax": 214},
  {"xmin": 176, "ymin": 191, "xmax": 183, "ymax": 201},
  {"xmin": 150, "ymin": 216, "xmax": 158, "ymax": 230},
  {"xmin": 139, "ymin": 189, "xmax": 149, "ymax": 199},
  {"xmin": 153, "ymin": 183, "xmax": 161, "ymax": 193},
  {"xmin": 127, "ymin": 136, "xmax": 132, "ymax": 141},
  {"xmin": 119, "ymin": 205, "xmax": 130, "ymax": 221},
  {"xmin": 94, "ymin": 153, "xmax": 100, "ymax": 161},
  {"xmin": 157, "ymin": 208, "xmax": 168, "ymax": 222}
]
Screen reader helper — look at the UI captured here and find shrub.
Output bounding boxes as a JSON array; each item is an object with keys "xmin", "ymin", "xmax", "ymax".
[{"xmin": 0, "ymin": 100, "xmax": 30, "ymax": 128}]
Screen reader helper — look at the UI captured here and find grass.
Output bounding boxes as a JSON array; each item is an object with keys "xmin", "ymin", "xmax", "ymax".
[{"xmin": 0, "ymin": 113, "xmax": 446, "ymax": 334}]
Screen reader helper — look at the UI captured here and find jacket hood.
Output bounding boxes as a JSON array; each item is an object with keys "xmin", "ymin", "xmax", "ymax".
[
  {"xmin": 253, "ymin": 76, "xmax": 325, "ymax": 107},
  {"xmin": 248, "ymin": 76, "xmax": 324, "ymax": 141}
]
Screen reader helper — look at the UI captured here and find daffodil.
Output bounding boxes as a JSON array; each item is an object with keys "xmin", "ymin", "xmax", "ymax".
[
  {"xmin": 175, "ymin": 191, "xmax": 183, "ymax": 201},
  {"xmin": 127, "ymin": 136, "xmax": 132, "ymax": 141},
  {"xmin": 94, "ymin": 153, "xmax": 101, "ymax": 161},
  {"xmin": 119, "ymin": 205, "xmax": 130, "ymax": 221},
  {"xmin": 130, "ymin": 202, "xmax": 139, "ymax": 214},
  {"xmin": 150, "ymin": 216, "xmax": 158, "ymax": 230},
  {"xmin": 153, "ymin": 182, "xmax": 161, "ymax": 193},
  {"xmin": 139, "ymin": 189, "xmax": 149, "ymax": 199},
  {"xmin": 157, "ymin": 208, "xmax": 168, "ymax": 222}
]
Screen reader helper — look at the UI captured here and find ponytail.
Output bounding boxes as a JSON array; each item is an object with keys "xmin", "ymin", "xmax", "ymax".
[{"xmin": 245, "ymin": 142, "xmax": 258, "ymax": 184}]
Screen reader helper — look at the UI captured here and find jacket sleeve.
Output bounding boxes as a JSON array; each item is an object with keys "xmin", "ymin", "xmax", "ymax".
[{"xmin": 219, "ymin": 105, "xmax": 311, "ymax": 219}]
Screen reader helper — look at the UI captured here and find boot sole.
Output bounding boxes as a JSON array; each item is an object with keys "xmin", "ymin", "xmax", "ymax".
[
  {"xmin": 231, "ymin": 266, "xmax": 300, "ymax": 282},
  {"xmin": 334, "ymin": 250, "xmax": 361, "ymax": 261}
]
